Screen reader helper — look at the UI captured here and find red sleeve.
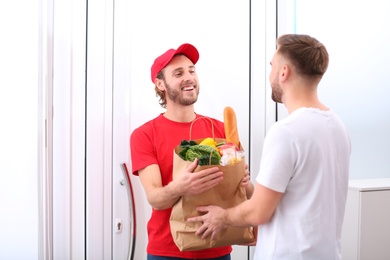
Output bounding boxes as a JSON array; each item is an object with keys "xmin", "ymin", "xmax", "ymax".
[{"xmin": 130, "ymin": 123, "xmax": 157, "ymax": 176}]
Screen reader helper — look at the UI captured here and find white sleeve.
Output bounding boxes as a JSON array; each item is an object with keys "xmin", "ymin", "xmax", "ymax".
[{"xmin": 256, "ymin": 123, "xmax": 297, "ymax": 193}]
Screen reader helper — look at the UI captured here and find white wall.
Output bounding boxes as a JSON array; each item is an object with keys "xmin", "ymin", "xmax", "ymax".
[{"xmin": 277, "ymin": 0, "xmax": 390, "ymax": 180}]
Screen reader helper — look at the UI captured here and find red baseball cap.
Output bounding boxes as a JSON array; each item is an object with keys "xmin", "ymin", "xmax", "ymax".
[{"xmin": 150, "ymin": 43, "xmax": 199, "ymax": 83}]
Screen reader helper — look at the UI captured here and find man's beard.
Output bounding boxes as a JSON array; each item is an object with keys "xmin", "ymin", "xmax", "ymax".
[
  {"xmin": 271, "ymin": 81, "xmax": 283, "ymax": 104},
  {"xmin": 165, "ymin": 81, "xmax": 199, "ymax": 106}
]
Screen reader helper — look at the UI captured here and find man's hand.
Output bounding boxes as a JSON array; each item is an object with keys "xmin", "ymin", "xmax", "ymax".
[
  {"xmin": 187, "ymin": 205, "xmax": 227, "ymax": 240},
  {"xmin": 175, "ymin": 158, "xmax": 224, "ymax": 196},
  {"xmin": 138, "ymin": 158, "xmax": 223, "ymax": 210},
  {"xmin": 242, "ymin": 163, "xmax": 254, "ymax": 198},
  {"xmin": 241, "ymin": 166, "xmax": 251, "ymax": 187}
]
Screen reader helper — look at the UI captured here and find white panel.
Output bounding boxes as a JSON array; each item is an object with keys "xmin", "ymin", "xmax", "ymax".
[
  {"xmin": 249, "ymin": 2, "xmax": 277, "ymax": 259},
  {"xmin": 340, "ymin": 190, "xmax": 360, "ymax": 260},
  {"xmin": 250, "ymin": 0, "xmax": 278, "ymax": 175},
  {"xmin": 38, "ymin": 0, "xmax": 54, "ymax": 258},
  {"xmin": 112, "ymin": 0, "xmax": 133, "ymax": 259},
  {"xmin": 69, "ymin": 0, "xmax": 87, "ymax": 258},
  {"xmin": 52, "ymin": 0, "xmax": 72, "ymax": 254},
  {"xmin": 0, "ymin": 1, "xmax": 39, "ymax": 259},
  {"xmin": 342, "ymin": 182, "xmax": 390, "ymax": 259},
  {"xmin": 86, "ymin": 0, "xmax": 114, "ymax": 259},
  {"xmin": 360, "ymin": 190, "xmax": 390, "ymax": 259},
  {"xmin": 52, "ymin": 0, "xmax": 86, "ymax": 258}
]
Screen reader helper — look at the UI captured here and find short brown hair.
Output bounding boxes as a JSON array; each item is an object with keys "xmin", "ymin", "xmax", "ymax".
[{"xmin": 277, "ymin": 34, "xmax": 329, "ymax": 78}]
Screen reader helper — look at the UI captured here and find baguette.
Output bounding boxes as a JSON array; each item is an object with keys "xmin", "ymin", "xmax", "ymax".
[{"xmin": 223, "ymin": 106, "xmax": 240, "ymax": 147}]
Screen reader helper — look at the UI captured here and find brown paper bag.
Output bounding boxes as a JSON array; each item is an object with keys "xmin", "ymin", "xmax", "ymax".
[{"xmin": 170, "ymin": 138, "xmax": 256, "ymax": 251}]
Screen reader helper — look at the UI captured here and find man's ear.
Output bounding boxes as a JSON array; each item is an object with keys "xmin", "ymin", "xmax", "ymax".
[
  {"xmin": 279, "ymin": 65, "xmax": 290, "ymax": 82},
  {"xmin": 155, "ymin": 78, "xmax": 165, "ymax": 91}
]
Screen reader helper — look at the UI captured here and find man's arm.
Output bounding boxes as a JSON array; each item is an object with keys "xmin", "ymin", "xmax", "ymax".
[
  {"xmin": 226, "ymin": 183, "xmax": 282, "ymax": 226},
  {"xmin": 188, "ymin": 182, "xmax": 283, "ymax": 240},
  {"xmin": 138, "ymin": 164, "xmax": 179, "ymax": 210}
]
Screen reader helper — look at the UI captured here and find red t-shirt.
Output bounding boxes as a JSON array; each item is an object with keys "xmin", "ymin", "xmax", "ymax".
[{"xmin": 130, "ymin": 113, "xmax": 231, "ymax": 258}]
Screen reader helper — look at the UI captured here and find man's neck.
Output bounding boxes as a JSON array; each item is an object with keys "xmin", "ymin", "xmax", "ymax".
[
  {"xmin": 163, "ymin": 105, "xmax": 196, "ymax": 122},
  {"xmin": 284, "ymin": 96, "xmax": 328, "ymax": 114},
  {"xmin": 282, "ymin": 81, "xmax": 329, "ymax": 114}
]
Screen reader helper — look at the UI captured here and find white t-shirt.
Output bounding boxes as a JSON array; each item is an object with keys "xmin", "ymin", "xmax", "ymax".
[{"xmin": 255, "ymin": 108, "xmax": 351, "ymax": 260}]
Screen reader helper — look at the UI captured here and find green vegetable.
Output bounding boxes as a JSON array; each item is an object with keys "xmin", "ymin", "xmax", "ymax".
[{"xmin": 178, "ymin": 140, "xmax": 221, "ymax": 166}]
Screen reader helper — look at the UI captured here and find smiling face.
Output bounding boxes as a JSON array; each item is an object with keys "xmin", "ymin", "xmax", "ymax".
[{"xmin": 158, "ymin": 54, "xmax": 200, "ymax": 107}]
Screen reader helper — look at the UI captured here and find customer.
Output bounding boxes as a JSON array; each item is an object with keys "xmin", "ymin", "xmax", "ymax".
[
  {"xmin": 130, "ymin": 43, "xmax": 253, "ymax": 259},
  {"xmin": 188, "ymin": 34, "xmax": 351, "ymax": 259}
]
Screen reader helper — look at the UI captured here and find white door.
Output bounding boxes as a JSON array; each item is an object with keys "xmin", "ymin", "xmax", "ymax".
[{"xmin": 110, "ymin": 0, "xmax": 260, "ymax": 259}]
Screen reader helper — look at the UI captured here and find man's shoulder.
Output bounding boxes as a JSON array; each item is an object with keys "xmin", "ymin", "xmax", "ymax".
[{"xmin": 130, "ymin": 114, "xmax": 162, "ymax": 138}]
